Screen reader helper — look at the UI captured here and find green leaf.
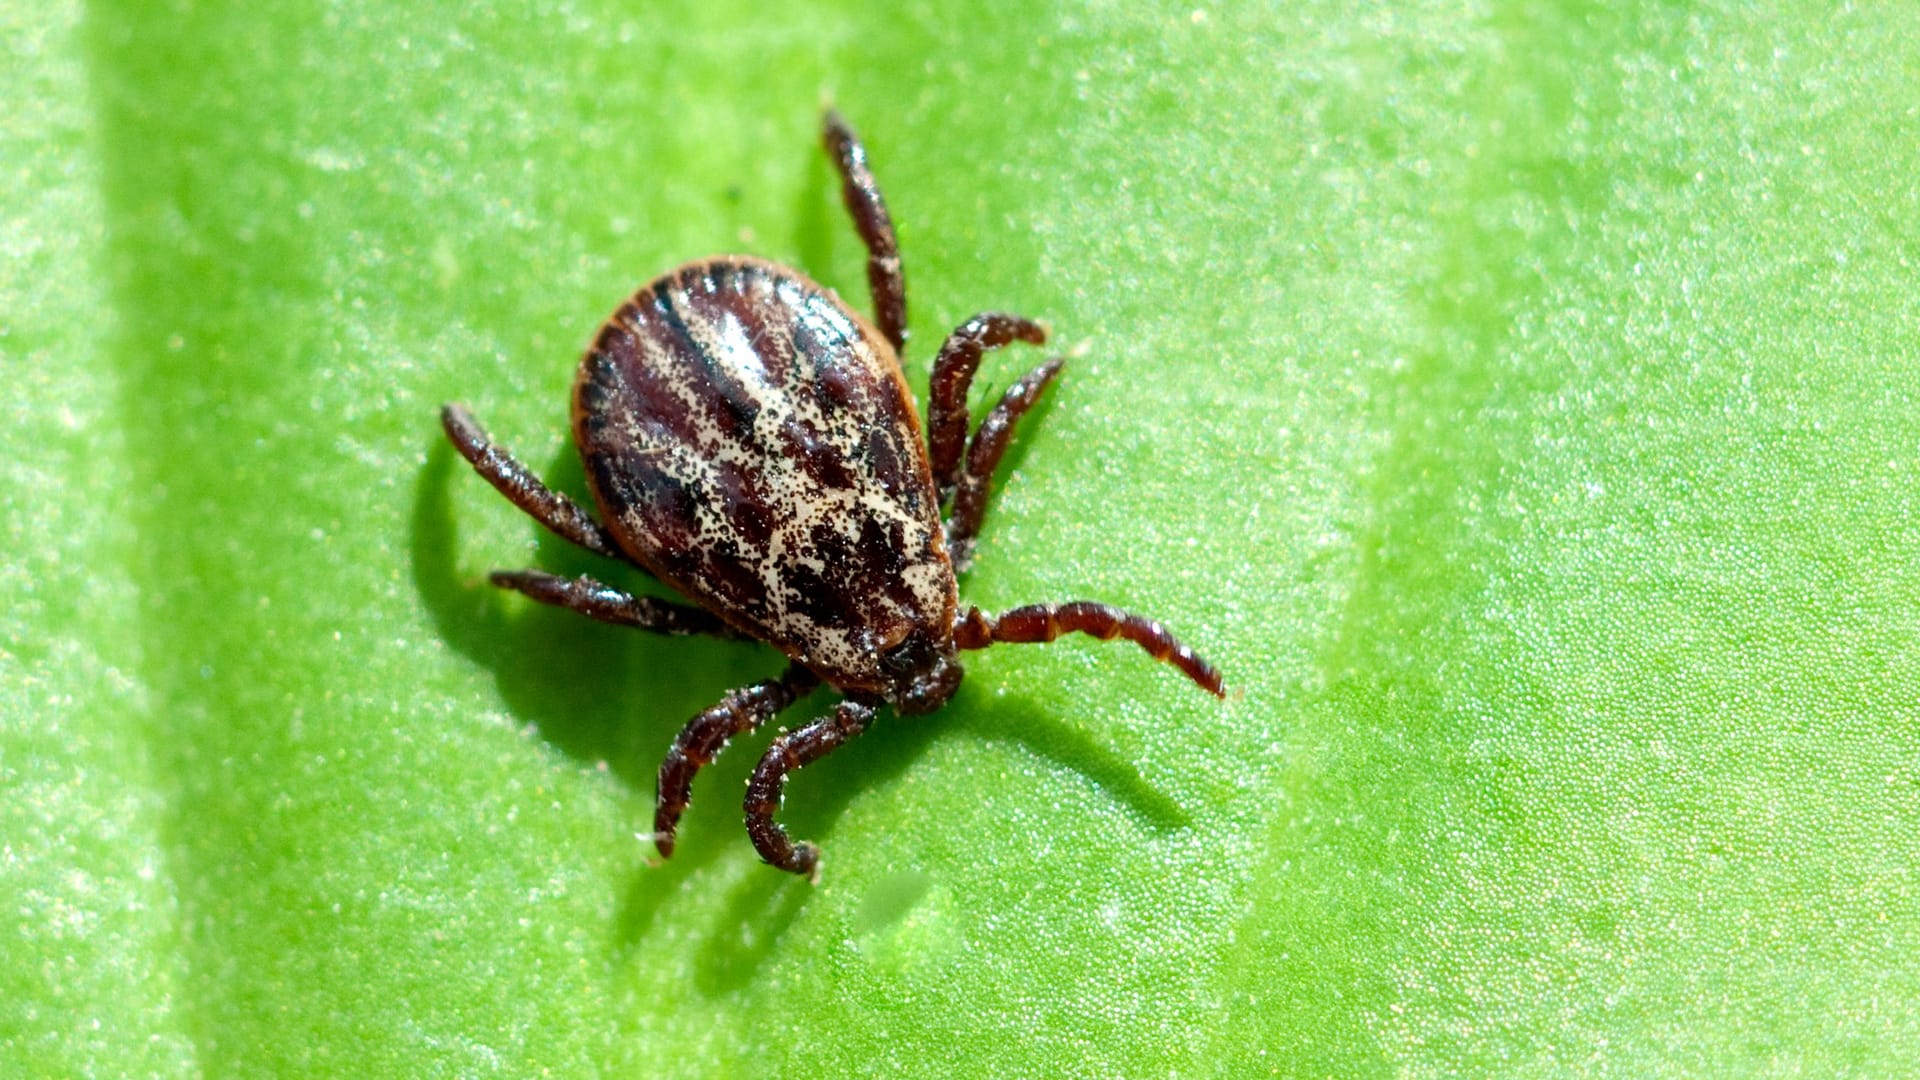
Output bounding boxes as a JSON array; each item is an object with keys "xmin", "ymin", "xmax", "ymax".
[{"xmin": 6, "ymin": 0, "xmax": 1918, "ymax": 1074}]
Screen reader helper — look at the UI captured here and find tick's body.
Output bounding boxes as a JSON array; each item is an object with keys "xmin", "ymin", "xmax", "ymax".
[
  {"xmin": 577, "ymin": 258, "xmax": 953, "ymax": 699},
  {"xmin": 444, "ymin": 112, "xmax": 1221, "ymax": 878}
]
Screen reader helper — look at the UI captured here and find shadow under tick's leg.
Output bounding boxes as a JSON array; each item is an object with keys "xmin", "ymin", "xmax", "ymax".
[
  {"xmin": 960, "ymin": 695, "xmax": 1193, "ymax": 833},
  {"xmin": 613, "ymin": 679, "xmax": 839, "ymax": 950},
  {"xmin": 684, "ymin": 685, "xmax": 1190, "ymax": 992},
  {"xmin": 418, "ymin": 437, "xmax": 1191, "ymax": 969},
  {"xmin": 690, "ymin": 709, "xmax": 948, "ymax": 994},
  {"xmin": 411, "ymin": 435, "xmax": 777, "ymax": 820},
  {"xmin": 975, "ymin": 370, "xmax": 1062, "ymax": 491}
]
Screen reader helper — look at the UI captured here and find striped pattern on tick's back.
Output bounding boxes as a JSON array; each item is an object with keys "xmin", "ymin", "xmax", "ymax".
[
  {"xmin": 443, "ymin": 111, "xmax": 1223, "ymax": 878},
  {"xmin": 573, "ymin": 256, "xmax": 957, "ymax": 694}
]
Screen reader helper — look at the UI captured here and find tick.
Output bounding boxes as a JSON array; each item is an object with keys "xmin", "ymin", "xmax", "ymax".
[{"xmin": 442, "ymin": 111, "xmax": 1223, "ymax": 878}]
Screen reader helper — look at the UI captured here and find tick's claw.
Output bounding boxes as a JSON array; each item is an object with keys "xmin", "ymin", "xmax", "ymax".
[
  {"xmin": 643, "ymin": 830, "xmax": 676, "ymax": 860},
  {"xmin": 795, "ymin": 842, "xmax": 823, "ymax": 884}
]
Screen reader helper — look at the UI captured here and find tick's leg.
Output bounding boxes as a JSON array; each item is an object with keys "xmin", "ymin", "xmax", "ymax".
[
  {"xmin": 942, "ymin": 356, "xmax": 1065, "ymax": 570},
  {"xmin": 441, "ymin": 403, "xmax": 630, "ymax": 564},
  {"xmin": 823, "ymin": 110, "xmax": 907, "ymax": 353},
  {"xmin": 654, "ymin": 664, "xmax": 821, "ymax": 859},
  {"xmin": 927, "ymin": 315, "xmax": 1049, "ymax": 502},
  {"xmin": 489, "ymin": 569, "xmax": 741, "ymax": 638},
  {"xmin": 954, "ymin": 602, "xmax": 1225, "ymax": 697},
  {"xmin": 744, "ymin": 697, "xmax": 878, "ymax": 880}
]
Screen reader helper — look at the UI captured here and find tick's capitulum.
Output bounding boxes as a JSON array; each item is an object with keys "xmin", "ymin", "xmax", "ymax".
[{"xmin": 443, "ymin": 111, "xmax": 1223, "ymax": 879}]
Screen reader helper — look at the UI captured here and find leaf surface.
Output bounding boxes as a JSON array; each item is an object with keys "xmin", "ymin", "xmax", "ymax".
[{"xmin": 4, "ymin": 0, "xmax": 1917, "ymax": 1075}]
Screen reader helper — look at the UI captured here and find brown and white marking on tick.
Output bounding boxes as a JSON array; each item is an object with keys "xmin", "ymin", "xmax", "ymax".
[{"xmin": 442, "ymin": 110, "xmax": 1223, "ymax": 881}]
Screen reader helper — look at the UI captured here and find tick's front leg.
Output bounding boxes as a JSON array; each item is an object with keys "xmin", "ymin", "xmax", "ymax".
[
  {"xmin": 441, "ymin": 403, "xmax": 631, "ymax": 564},
  {"xmin": 489, "ymin": 569, "xmax": 740, "ymax": 637},
  {"xmin": 823, "ymin": 110, "xmax": 908, "ymax": 353},
  {"xmin": 954, "ymin": 602, "xmax": 1224, "ymax": 697},
  {"xmin": 744, "ymin": 697, "xmax": 877, "ymax": 880},
  {"xmin": 654, "ymin": 664, "xmax": 821, "ymax": 859}
]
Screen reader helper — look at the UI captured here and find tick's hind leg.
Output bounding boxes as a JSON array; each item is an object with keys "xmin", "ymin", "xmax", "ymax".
[
  {"xmin": 943, "ymin": 355, "xmax": 1066, "ymax": 570},
  {"xmin": 823, "ymin": 110, "xmax": 907, "ymax": 353},
  {"xmin": 441, "ymin": 403, "xmax": 630, "ymax": 563},
  {"xmin": 489, "ymin": 569, "xmax": 741, "ymax": 638},
  {"xmin": 744, "ymin": 697, "xmax": 878, "ymax": 880},
  {"xmin": 955, "ymin": 602, "xmax": 1225, "ymax": 697},
  {"xmin": 654, "ymin": 664, "xmax": 821, "ymax": 859}
]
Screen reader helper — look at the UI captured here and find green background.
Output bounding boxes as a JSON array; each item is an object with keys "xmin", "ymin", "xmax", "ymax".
[{"xmin": 6, "ymin": 0, "xmax": 1919, "ymax": 1075}]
